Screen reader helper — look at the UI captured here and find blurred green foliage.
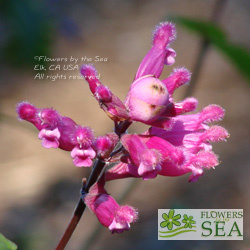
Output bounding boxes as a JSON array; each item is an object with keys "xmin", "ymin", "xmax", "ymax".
[
  {"xmin": 0, "ymin": 0, "xmax": 53, "ymax": 67},
  {"xmin": 172, "ymin": 17, "xmax": 250, "ymax": 83},
  {"xmin": 0, "ymin": 233, "xmax": 17, "ymax": 250}
]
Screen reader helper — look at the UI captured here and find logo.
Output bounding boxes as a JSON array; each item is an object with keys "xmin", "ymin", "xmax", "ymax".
[{"xmin": 158, "ymin": 209, "xmax": 243, "ymax": 240}]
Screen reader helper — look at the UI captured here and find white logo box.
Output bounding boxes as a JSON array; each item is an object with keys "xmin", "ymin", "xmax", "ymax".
[{"xmin": 158, "ymin": 209, "xmax": 243, "ymax": 240}]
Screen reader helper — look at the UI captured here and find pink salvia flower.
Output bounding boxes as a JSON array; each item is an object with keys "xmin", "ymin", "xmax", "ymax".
[
  {"xmin": 107, "ymin": 103, "xmax": 228, "ymax": 182},
  {"xmin": 16, "ymin": 21, "xmax": 229, "ymax": 234},
  {"xmin": 17, "ymin": 102, "xmax": 75, "ymax": 150},
  {"xmin": 84, "ymin": 179, "xmax": 138, "ymax": 233},
  {"xmin": 162, "ymin": 67, "xmax": 191, "ymax": 96},
  {"xmin": 17, "ymin": 102, "xmax": 97, "ymax": 165},
  {"xmin": 70, "ymin": 126, "xmax": 96, "ymax": 167},
  {"xmin": 120, "ymin": 134, "xmax": 163, "ymax": 180},
  {"xmin": 146, "ymin": 107, "xmax": 229, "ymax": 181},
  {"xmin": 135, "ymin": 22, "xmax": 176, "ymax": 79}
]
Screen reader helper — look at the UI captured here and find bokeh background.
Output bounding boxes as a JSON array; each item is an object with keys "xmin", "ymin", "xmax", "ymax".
[{"xmin": 0, "ymin": 0, "xmax": 249, "ymax": 249}]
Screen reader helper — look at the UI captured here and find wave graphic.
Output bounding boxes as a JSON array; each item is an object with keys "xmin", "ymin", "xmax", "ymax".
[{"xmin": 159, "ymin": 226, "xmax": 196, "ymax": 238}]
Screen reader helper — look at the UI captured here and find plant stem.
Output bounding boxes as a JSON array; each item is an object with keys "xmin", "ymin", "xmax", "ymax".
[
  {"xmin": 55, "ymin": 196, "xmax": 85, "ymax": 250},
  {"xmin": 55, "ymin": 159, "xmax": 106, "ymax": 250},
  {"xmin": 55, "ymin": 120, "xmax": 131, "ymax": 250},
  {"xmin": 184, "ymin": 39, "xmax": 210, "ymax": 97}
]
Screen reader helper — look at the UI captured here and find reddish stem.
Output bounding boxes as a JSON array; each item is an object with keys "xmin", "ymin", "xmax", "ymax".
[
  {"xmin": 55, "ymin": 159, "xmax": 105, "ymax": 250},
  {"xmin": 55, "ymin": 197, "xmax": 86, "ymax": 250}
]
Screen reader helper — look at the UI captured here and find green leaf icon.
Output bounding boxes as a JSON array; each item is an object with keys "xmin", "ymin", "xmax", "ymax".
[
  {"xmin": 160, "ymin": 209, "xmax": 181, "ymax": 230},
  {"xmin": 182, "ymin": 214, "xmax": 196, "ymax": 229}
]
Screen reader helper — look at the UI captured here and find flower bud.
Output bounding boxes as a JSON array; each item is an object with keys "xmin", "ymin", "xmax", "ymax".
[
  {"xmin": 95, "ymin": 85, "xmax": 112, "ymax": 103},
  {"xmin": 81, "ymin": 64, "xmax": 129, "ymax": 122},
  {"xmin": 125, "ymin": 76, "xmax": 169, "ymax": 123},
  {"xmin": 84, "ymin": 181, "xmax": 138, "ymax": 234},
  {"xmin": 95, "ymin": 133, "xmax": 119, "ymax": 159},
  {"xmin": 80, "ymin": 64, "xmax": 101, "ymax": 93},
  {"xmin": 38, "ymin": 108, "xmax": 61, "ymax": 128},
  {"xmin": 16, "ymin": 102, "xmax": 46, "ymax": 130},
  {"xmin": 16, "ymin": 101, "xmax": 36, "ymax": 121}
]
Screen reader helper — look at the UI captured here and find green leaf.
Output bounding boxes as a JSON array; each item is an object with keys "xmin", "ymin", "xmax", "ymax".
[
  {"xmin": 0, "ymin": 234, "xmax": 17, "ymax": 250},
  {"xmin": 172, "ymin": 16, "xmax": 250, "ymax": 83},
  {"xmin": 215, "ymin": 42, "xmax": 250, "ymax": 82},
  {"xmin": 172, "ymin": 17, "xmax": 227, "ymax": 43}
]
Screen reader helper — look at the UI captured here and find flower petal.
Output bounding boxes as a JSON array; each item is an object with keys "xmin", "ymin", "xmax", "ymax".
[{"xmin": 135, "ymin": 22, "xmax": 176, "ymax": 79}]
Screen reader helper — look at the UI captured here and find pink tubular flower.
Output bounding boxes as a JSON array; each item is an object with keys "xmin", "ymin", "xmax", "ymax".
[
  {"xmin": 81, "ymin": 64, "xmax": 129, "ymax": 121},
  {"xmin": 123, "ymin": 22, "xmax": 177, "ymax": 127},
  {"xmin": 17, "ymin": 102, "xmax": 75, "ymax": 150},
  {"xmin": 84, "ymin": 178, "xmax": 138, "ymax": 233},
  {"xmin": 70, "ymin": 126, "xmax": 96, "ymax": 167},
  {"xmin": 119, "ymin": 134, "xmax": 163, "ymax": 180},
  {"xmin": 107, "ymin": 105, "xmax": 228, "ymax": 182},
  {"xmin": 162, "ymin": 67, "xmax": 191, "ymax": 97},
  {"xmin": 17, "ymin": 102, "xmax": 96, "ymax": 166},
  {"xmin": 135, "ymin": 22, "xmax": 176, "ymax": 79}
]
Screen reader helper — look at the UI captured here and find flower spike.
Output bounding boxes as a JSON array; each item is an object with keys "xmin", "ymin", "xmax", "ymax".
[{"xmin": 16, "ymin": 21, "xmax": 229, "ymax": 237}]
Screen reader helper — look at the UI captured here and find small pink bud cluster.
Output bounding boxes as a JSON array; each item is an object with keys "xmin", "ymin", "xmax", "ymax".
[
  {"xmin": 17, "ymin": 102, "xmax": 115, "ymax": 167},
  {"xmin": 17, "ymin": 22, "xmax": 228, "ymax": 233}
]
